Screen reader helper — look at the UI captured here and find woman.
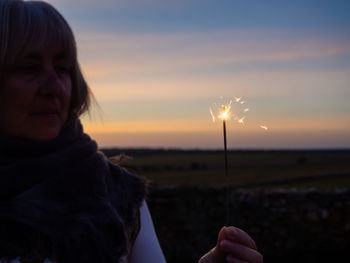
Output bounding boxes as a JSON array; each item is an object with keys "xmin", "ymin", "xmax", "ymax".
[{"xmin": 0, "ymin": 0, "xmax": 263, "ymax": 262}]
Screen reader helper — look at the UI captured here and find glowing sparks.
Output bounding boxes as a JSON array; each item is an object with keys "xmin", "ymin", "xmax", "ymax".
[
  {"xmin": 234, "ymin": 96, "xmax": 242, "ymax": 102},
  {"xmin": 209, "ymin": 108, "xmax": 215, "ymax": 122},
  {"xmin": 219, "ymin": 104, "xmax": 231, "ymax": 121},
  {"xmin": 210, "ymin": 100, "xmax": 232, "ymax": 122},
  {"xmin": 238, "ymin": 116, "xmax": 246, "ymax": 124},
  {"xmin": 210, "ymin": 98, "xmax": 245, "ymax": 125},
  {"xmin": 210, "ymin": 97, "xmax": 269, "ymax": 131}
]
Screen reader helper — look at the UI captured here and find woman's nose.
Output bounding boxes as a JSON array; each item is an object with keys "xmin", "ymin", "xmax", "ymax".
[{"xmin": 39, "ymin": 68, "xmax": 66, "ymax": 97}]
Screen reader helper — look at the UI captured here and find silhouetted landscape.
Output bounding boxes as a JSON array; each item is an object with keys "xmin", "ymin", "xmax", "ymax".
[
  {"xmin": 101, "ymin": 148, "xmax": 350, "ymax": 262},
  {"xmin": 102, "ymin": 148, "xmax": 350, "ymax": 189}
]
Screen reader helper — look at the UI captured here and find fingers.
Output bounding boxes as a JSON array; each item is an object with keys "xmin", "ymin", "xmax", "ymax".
[
  {"xmin": 224, "ymin": 227, "xmax": 257, "ymax": 250},
  {"xmin": 217, "ymin": 226, "xmax": 228, "ymax": 245},
  {"xmin": 226, "ymin": 255, "xmax": 248, "ymax": 263},
  {"xmin": 216, "ymin": 226, "xmax": 263, "ymax": 263},
  {"xmin": 220, "ymin": 240, "xmax": 263, "ymax": 263}
]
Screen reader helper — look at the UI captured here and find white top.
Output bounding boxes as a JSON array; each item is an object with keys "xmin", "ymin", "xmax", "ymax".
[
  {"xmin": 0, "ymin": 201, "xmax": 167, "ymax": 263},
  {"xmin": 129, "ymin": 201, "xmax": 167, "ymax": 263}
]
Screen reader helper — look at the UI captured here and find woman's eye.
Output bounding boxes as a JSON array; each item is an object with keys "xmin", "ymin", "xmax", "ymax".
[
  {"xmin": 55, "ymin": 65, "xmax": 70, "ymax": 74},
  {"xmin": 19, "ymin": 64, "xmax": 41, "ymax": 73}
]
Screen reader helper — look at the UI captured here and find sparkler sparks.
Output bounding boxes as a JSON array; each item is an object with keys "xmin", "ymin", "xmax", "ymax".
[
  {"xmin": 209, "ymin": 108, "xmax": 215, "ymax": 122},
  {"xmin": 234, "ymin": 96, "xmax": 242, "ymax": 102},
  {"xmin": 219, "ymin": 102, "xmax": 232, "ymax": 121},
  {"xmin": 210, "ymin": 97, "xmax": 269, "ymax": 130},
  {"xmin": 238, "ymin": 116, "xmax": 246, "ymax": 124}
]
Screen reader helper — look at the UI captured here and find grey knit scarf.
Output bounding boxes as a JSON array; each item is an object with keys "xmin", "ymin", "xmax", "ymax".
[{"xmin": 0, "ymin": 120, "xmax": 146, "ymax": 263}]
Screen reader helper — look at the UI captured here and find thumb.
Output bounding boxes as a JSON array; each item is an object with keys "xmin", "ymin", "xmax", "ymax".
[
  {"xmin": 214, "ymin": 226, "xmax": 229, "ymax": 261},
  {"xmin": 217, "ymin": 226, "xmax": 228, "ymax": 246}
]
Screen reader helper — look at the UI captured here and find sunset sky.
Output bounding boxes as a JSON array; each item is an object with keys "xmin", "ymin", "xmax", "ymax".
[{"xmin": 48, "ymin": 0, "xmax": 350, "ymax": 149}]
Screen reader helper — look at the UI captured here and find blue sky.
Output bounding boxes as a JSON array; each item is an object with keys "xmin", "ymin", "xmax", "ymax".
[
  {"xmin": 48, "ymin": 0, "xmax": 350, "ymax": 149},
  {"xmin": 55, "ymin": 0, "xmax": 350, "ymax": 32}
]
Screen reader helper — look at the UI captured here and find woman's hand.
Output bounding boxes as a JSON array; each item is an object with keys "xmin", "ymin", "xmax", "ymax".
[{"xmin": 198, "ymin": 226, "xmax": 263, "ymax": 263}]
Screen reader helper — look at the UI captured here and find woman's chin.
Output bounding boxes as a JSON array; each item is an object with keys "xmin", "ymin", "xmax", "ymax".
[
  {"xmin": 33, "ymin": 132, "xmax": 60, "ymax": 141},
  {"xmin": 23, "ymin": 116, "xmax": 65, "ymax": 141},
  {"xmin": 22, "ymin": 125, "xmax": 62, "ymax": 141}
]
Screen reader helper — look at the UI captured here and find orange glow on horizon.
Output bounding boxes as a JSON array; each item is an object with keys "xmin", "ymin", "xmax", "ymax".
[{"xmin": 82, "ymin": 117, "xmax": 350, "ymax": 134}]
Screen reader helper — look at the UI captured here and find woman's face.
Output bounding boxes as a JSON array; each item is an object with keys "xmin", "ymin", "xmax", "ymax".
[{"xmin": 0, "ymin": 45, "xmax": 72, "ymax": 141}]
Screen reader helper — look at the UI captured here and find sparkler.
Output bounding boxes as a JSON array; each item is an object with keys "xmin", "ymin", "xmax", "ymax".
[
  {"xmin": 220, "ymin": 105, "xmax": 230, "ymax": 225},
  {"xmin": 219, "ymin": 105, "xmax": 230, "ymax": 179},
  {"xmin": 210, "ymin": 97, "xmax": 268, "ymax": 225},
  {"xmin": 210, "ymin": 100, "xmax": 233, "ymax": 225}
]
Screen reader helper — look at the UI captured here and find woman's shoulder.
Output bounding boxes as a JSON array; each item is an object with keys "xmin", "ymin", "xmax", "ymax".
[
  {"xmin": 106, "ymin": 155, "xmax": 148, "ymax": 247},
  {"xmin": 107, "ymin": 155, "xmax": 147, "ymax": 203},
  {"xmin": 105, "ymin": 155, "xmax": 147, "ymax": 219}
]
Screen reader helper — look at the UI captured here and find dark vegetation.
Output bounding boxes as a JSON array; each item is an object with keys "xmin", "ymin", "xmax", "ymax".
[
  {"xmin": 147, "ymin": 187, "xmax": 350, "ymax": 263},
  {"xmin": 102, "ymin": 148, "xmax": 350, "ymax": 262},
  {"xmin": 101, "ymin": 148, "xmax": 350, "ymax": 189}
]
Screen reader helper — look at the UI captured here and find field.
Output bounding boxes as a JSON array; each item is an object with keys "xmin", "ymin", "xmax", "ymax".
[
  {"xmin": 102, "ymin": 149, "xmax": 350, "ymax": 190},
  {"xmin": 101, "ymin": 149, "xmax": 350, "ymax": 262}
]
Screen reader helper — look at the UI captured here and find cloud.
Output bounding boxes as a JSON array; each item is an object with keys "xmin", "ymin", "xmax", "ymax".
[
  {"xmin": 83, "ymin": 68, "xmax": 350, "ymax": 102},
  {"xmin": 46, "ymin": 0, "xmax": 190, "ymax": 13},
  {"xmin": 73, "ymin": 29, "xmax": 350, "ymax": 103},
  {"xmin": 76, "ymin": 29, "xmax": 350, "ymax": 79}
]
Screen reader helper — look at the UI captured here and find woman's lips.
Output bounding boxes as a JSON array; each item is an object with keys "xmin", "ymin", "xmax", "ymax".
[
  {"xmin": 30, "ymin": 107, "xmax": 60, "ymax": 114},
  {"xmin": 29, "ymin": 109, "xmax": 61, "ymax": 120}
]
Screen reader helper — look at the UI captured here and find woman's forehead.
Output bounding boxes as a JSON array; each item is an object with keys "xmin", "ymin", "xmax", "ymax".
[{"xmin": 19, "ymin": 42, "xmax": 72, "ymax": 61}]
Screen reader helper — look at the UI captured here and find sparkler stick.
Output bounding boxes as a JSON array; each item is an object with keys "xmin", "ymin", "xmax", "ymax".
[
  {"xmin": 218, "ymin": 104, "xmax": 231, "ymax": 225},
  {"xmin": 222, "ymin": 107, "xmax": 230, "ymax": 225},
  {"xmin": 223, "ymin": 116, "xmax": 228, "ymax": 178}
]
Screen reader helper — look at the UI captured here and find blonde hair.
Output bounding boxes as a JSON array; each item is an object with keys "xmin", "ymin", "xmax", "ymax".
[{"xmin": 0, "ymin": 0, "xmax": 91, "ymax": 120}]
